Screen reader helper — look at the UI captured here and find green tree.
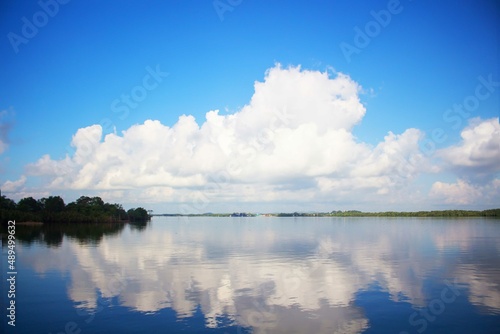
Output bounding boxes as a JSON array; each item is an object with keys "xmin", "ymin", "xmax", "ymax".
[
  {"xmin": 74, "ymin": 196, "xmax": 104, "ymax": 209},
  {"xmin": 40, "ymin": 196, "xmax": 66, "ymax": 212},
  {"xmin": 17, "ymin": 197, "xmax": 42, "ymax": 213},
  {"xmin": 0, "ymin": 195, "xmax": 16, "ymax": 210},
  {"xmin": 127, "ymin": 207, "xmax": 150, "ymax": 222}
]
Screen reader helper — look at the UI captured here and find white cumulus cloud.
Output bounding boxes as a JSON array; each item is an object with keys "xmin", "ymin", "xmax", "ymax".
[{"xmin": 21, "ymin": 64, "xmax": 428, "ymax": 210}]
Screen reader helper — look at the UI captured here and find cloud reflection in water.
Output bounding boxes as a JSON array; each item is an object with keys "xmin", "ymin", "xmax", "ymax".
[{"xmin": 19, "ymin": 217, "xmax": 500, "ymax": 333}]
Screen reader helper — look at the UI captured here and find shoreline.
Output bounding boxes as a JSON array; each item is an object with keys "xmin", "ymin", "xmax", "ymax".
[
  {"xmin": 152, "ymin": 208, "xmax": 500, "ymax": 218},
  {"xmin": 15, "ymin": 221, "xmax": 43, "ymax": 225}
]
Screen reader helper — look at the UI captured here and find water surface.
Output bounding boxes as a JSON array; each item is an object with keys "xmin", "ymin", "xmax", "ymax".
[{"xmin": 2, "ymin": 217, "xmax": 500, "ymax": 333}]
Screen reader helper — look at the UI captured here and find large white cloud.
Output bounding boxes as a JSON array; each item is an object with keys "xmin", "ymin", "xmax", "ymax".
[{"xmin": 21, "ymin": 64, "xmax": 427, "ymax": 210}]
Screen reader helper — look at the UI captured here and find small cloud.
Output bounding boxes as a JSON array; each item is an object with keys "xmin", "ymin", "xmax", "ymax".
[
  {"xmin": 429, "ymin": 178, "xmax": 500, "ymax": 206},
  {"xmin": 0, "ymin": 107, "xmax": 15, "ymax": 155},
  {"xmin": 437, "ymin": 117, "xmax": 500, "ymax": 176},
  {"xmin": 1, "ymin": 175, "xmax": 27, "ymax": 192},
  {"xmin": 0, "ymin": 139, "xmax": 7, "ymax": 155}
]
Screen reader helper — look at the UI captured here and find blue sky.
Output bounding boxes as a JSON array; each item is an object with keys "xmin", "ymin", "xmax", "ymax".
[{"xmin": 1, "ymin": 0, "xmax": 499, "ymax": 212}]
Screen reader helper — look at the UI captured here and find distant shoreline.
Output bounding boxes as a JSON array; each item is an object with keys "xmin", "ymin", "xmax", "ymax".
[
  {"xmin": 152, "ymin": 208, "xmax": 500, "ymax": 218},
  {"xmin": 16, "ymin": 221, "xmax": 43, "ymax": 225}
]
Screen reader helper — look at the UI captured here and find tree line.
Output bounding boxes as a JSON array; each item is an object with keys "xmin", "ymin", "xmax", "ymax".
[{"xmin": 0, "ymin": 194, "xmax": 150, "ymax": 224}]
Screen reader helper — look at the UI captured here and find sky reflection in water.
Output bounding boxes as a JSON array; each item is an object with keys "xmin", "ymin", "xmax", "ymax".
[{"xmin": 9, "ymin": 217, "xmax": 500, "ymax": 333}]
